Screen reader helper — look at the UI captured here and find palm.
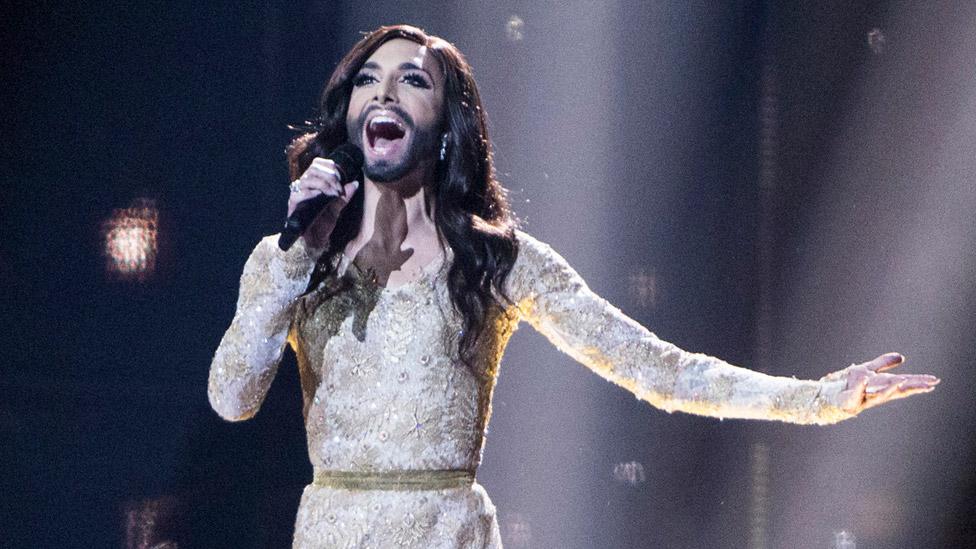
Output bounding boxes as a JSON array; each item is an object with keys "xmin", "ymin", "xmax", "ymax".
[{"xmin": 821, "ymin": 353, "xmax": 940, "ymax": 415}]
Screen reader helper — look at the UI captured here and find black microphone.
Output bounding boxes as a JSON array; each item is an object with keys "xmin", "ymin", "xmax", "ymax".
[{"xmin": 277, "ymin": 143, "xmax": 364, "ymax": 251}]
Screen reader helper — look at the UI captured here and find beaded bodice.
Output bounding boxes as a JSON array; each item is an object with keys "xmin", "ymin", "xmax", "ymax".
[{"xmin": 289, "ymin": 248, "xmax": 515, "ymax": 473}]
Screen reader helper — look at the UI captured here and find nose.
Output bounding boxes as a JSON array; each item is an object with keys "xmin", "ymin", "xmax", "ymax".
[{"xmin": 374, "ymin": 75, "xmax": 398, "ymax": 104}]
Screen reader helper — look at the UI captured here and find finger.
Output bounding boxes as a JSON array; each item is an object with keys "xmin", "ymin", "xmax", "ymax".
[
  {"xmin": 886, "ymin": 384, "xmax": 936, "ymax": 403},
  {"xmin": 837, "ymin": 375, "xmax": 870, "ymax": 411},
  {"xmin": 309, "ymin": 166, "xmax": 341, "ymax": 191},
  {"xmin": 339, "ymin": 180, "xmax": 360, "ymax": 202},
  {"xmin": 297, "ymin": 178, "xmax": 331, "ymax": 199},
  {"xmin": 900, "ymin": 374, "xmax": 940, "ymax": 385},
  {"xmin": 867, "ymin": 353, "xmax": 905, "ymax": 372},
  {"xmin": 898, "ymin": 379, "xmax": 938, "ymax": 391},
  {"xmin": 308, "ymin": 159, "xmax": 340, "ymax": 179},
  {"xmin": 864, "ymin": 379, "xmax": 904, "ymax": 410},
  {"xmin": 318, "ymin": 169, "xmax": 346, "ymax": 198},
  {"xmin": 325, "ymin": 181, "xmax": 360, "ymax": 215},
  {"xmin": 310, "ymin": 159, "xmax": 340, "ymax": 182},
  {"xmin": 311, "ymin": 157, "xmax": 338, "ymax": 170},
  {"xmin": 842, "ymin": 366, "xmax": 870, "ymax": 391},
  {"xmin": 864, "ymin": 379, "xmax": 890, "ymax": 395},
  {"xmin": 317, "ymin": 182, "xmax": 358, "ymax": 223}
]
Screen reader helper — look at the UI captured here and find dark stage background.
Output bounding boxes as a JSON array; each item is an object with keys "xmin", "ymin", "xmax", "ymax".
[{"xmin": 4, "ymin": 1, "xmax": 975, "ymax": 548}]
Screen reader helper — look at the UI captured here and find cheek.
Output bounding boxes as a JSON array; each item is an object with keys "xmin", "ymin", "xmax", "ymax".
[
  {"xmin": 415, "ymin": 97, "xmax": 445, "ymax": 128},
  {"xmin": 430, "ymin": 95, "xmax": 446, "ymax": 127},
  {"xmin": 346, "ymin": 92, "xmax": 366, "ymax": 126}
]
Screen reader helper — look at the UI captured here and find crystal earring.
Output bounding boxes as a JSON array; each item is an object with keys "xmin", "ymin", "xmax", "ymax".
[{"xmin": 439, "ymin": 133, "xmax": 449, "ymax": 161}]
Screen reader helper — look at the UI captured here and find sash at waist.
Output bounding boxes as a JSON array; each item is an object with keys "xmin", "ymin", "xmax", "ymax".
[{"xmin": 312, "ymin": 468, "xmax": 476, "ymax": 491}]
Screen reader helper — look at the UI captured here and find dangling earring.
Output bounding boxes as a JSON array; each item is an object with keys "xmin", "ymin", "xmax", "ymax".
[{"xmin": 439, "ymin": 132, "xmax": 449, "ymax": 161}]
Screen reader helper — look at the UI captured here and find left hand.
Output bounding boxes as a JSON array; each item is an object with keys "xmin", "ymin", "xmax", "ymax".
[{"xmin": 821, "ymin": 353, "xmax": 941, "ymax": 415}]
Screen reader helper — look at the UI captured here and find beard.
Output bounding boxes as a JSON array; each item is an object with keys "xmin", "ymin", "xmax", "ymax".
[{"xmin": 348, "ymin": 107, "xmax": 441, "ymax": 183}]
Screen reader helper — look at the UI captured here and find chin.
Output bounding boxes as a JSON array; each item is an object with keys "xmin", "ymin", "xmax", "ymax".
[{"xmin": 364, "ymin": 162, "xmax": 406, "ymax": 183}]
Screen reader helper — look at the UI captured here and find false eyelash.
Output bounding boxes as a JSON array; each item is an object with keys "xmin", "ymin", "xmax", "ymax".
[{"xmin": 351, "ymin": 72, "xmax": 430, "ymax": 89}]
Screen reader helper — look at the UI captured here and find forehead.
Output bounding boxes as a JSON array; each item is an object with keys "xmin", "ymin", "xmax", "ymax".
[{"xmin": 362, "ymin": 38, "xmax": 443, "ymax": 78}]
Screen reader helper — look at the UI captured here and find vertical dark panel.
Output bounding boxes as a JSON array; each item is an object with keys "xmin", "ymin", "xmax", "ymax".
[{"xmin": 2, "ymin": 1, "xmax": 347, "ymax": 546}]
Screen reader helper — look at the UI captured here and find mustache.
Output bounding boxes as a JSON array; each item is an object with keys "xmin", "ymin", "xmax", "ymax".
[{"xmin": 355, "ymin": 104, "xmax": 415, "ymax": 132}]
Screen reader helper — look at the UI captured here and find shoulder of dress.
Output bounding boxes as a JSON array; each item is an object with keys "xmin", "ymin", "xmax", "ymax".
[
  {"xmin": 513, "ymin": 228, "xmax": 538, "ymax": 245},
  {"xmin": 513, "ymin": 229, "xmax": 556, "ymax": 257},
  {"xmin": 248, "ymin": 233, "xmax": 327, "ymax": 266},
  {"xmin": 514, "ymin": 229, "xmax": 571, "ymax": 270},
  {"xmin": 242, "ymin": 234, "xmax": 278, "ymax": 265}
]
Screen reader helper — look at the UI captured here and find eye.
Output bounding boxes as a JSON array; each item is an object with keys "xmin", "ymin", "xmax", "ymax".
[
  {"xmin": 402, "ymin": 73, "xmax": 431, "ymax": 89},
  {"xmin": 352, "ymin": 73, "xmax": 376, "ymax": 87}
]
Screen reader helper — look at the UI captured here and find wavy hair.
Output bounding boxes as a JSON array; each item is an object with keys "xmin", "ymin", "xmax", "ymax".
[{"xmin": 286, "ymin": 24, "xmax": 519, "ymax": 367}]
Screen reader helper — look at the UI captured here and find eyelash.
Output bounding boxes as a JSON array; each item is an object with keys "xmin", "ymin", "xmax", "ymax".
[{"xmin": 352, "ymin": 73, "xmax": 431, "ymax": 89}]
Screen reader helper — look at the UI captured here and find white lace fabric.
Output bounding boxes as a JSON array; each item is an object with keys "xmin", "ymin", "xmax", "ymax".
[{"xmin": 208, "ymin": 230, "xmax": 854, "ymax": 548}]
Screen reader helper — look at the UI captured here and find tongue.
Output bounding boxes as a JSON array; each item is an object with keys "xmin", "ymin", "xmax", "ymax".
[{"xmin": 374, "ymin": 137, "xmax": 400, "ymax": 150}]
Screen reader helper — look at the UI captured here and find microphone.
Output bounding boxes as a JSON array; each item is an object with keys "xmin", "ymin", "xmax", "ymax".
[{"xmin": 277, "ymin": 143, "xmax": 364, "ymax": 251}]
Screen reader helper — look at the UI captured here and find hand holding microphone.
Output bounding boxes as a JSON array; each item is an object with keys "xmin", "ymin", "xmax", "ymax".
[{"xmin": 279, "ymin": 143, "xmax": 363, "ymax": 251}]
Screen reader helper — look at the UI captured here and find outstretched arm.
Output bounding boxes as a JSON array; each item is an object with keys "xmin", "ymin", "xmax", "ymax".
[
  {"xmin": 207, "ymin": 235, "xmax": 323, "ymax": 421},
  {"xmin": 507, "ymin": 231, "xmax": 939, "ymax": 425}
]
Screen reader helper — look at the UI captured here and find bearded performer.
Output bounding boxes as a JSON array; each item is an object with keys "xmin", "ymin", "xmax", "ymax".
[{"xmin": 207, "ymin": 24, "xmax": 940, "ymax": 548}]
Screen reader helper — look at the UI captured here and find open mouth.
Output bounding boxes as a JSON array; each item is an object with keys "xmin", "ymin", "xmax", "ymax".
[{"xmin": 366, "ymin": 115, "xmax": 407, "ymax": 151}]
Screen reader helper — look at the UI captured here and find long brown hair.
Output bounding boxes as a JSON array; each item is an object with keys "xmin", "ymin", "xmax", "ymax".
[{"xmin": 287, "ymin": 24, "xmax": 520, "ymax": 367}]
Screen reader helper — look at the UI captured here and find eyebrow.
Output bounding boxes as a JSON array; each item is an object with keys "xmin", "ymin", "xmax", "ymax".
[{"xmin": 361, "ymin": 61, "xmax": 432, "ymax": 77}]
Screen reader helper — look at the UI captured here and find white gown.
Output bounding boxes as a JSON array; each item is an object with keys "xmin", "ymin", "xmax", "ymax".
[{"xmin": 207, "ymin": 230, "xmax": 855, "ymax": 548}]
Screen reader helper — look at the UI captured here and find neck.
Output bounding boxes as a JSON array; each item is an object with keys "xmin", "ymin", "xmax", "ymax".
[{"xmin": 353, "ymin": 176, "xmax": 438, "ymax": 252}]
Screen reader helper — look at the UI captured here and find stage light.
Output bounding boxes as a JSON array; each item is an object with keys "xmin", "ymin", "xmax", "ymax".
[
  {"xmin": 867, "ymin": 28, "xmax": 886, "ymax": 54},
  {"xmin": 628, "ymin": 268, "xmax": 657, "ymax": 309},
  {"xmin": 831, "ymin": 530, "xmax": 856, "ymax": 549},
  {"xmin": 748, "ymin": 442, "xmax": 770, "ymax": 549},
  {"xmin": 506, "ymin": 15, "xmax": 524, "ymax": 42},
  {"xmin": 612, "ymin": 460, "xmax": 647, "ymax": 486},
  {"xmin": 103, "ymin": 198, "xmax": 159, "ymax": 280},
  {"xmin": 500, "ymin": 511, "xmax": 532, "ymax": 547},
  {"xmin": 122, "ymin": 495, "xmax": 182, "ymax": 549}
]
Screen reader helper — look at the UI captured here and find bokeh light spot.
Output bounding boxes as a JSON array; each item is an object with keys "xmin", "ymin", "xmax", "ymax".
[
  {"xmin": 612, "ymin": 460, "xmax": 646, "ymax": 486},
  {"xmin": 103, "ymin": 198, "xmax": 159, "ymax": 280},
  {"xmin": 867, "ymin": 28, "xmax": 886, "ymax": 54},
  {"xmin": 628, "ymin": 268, "xmax": 657, "ymax": 309},
  {"xmin": 506, "ymin": 15, "xmax": 524, "ymax": 42},
  {"xmin": 500, "ymin": 511, "xmax": 532, "ymax": 547}
]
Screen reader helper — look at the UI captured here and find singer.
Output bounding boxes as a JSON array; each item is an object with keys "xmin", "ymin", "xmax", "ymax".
[{"xmin": 207, "ymin": 25, "xmax": 940, "ymax": 548}]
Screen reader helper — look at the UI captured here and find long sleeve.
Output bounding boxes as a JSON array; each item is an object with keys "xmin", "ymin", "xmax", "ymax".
[
  {"xmin": 508, "ymin": 231, "xmax": 856, "ymax": 426},
  {"xmin": 207, "ymin": 234, "xmax": 323, "ymax": 421}
]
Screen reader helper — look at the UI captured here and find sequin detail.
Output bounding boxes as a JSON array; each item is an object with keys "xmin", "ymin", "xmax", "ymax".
[{"xmin": 208, "ymin": 230, "xmax": 856, "ymax": 548}]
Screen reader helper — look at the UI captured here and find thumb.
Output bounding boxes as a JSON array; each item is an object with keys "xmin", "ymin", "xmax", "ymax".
[
  {"xmin": 834, "ymin": 370, "xmax": 869, "ymax": 411},
  {"xmin": 341, "ymin": 179, "xmax": 360, "ymax": 201}
]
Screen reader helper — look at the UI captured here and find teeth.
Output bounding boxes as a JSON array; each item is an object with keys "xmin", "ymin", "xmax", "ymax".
[{"xmin": 368, "ymin": 115, "xmax": 402, "ymax": 129}]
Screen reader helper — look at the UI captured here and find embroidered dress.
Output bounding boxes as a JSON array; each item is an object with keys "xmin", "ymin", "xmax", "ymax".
[{"xmin": 208, "ymin": 230, "xmax": 855, "ymax": 548}]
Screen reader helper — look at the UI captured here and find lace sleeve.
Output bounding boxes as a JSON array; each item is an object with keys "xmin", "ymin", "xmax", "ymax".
[
  {"xmin": 207, "ymin": 235, "xmax": 323, "ymax": 421},
  {"xmin": 507, "ymin": 230, "xmax": 856, "ymax": 425}
]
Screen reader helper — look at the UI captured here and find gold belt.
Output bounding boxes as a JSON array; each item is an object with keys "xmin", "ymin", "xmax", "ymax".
[{"xmin": 312, "ymin": 468, "xmax": 476, "ymax": 491}]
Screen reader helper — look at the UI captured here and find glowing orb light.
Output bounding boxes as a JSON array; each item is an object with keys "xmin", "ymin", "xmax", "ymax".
[
  {"xmin": 506, "ymin": 15, "xmax": 524, "ymax": 42},
  {"xmin": 612, "ymin": 460, "xmax": 647, "ymax": 486},
  {"xmin": 867, "ymin": 28, "xmax": 886, "ymax": 54},
  {"xmin": 103, "ymin": 198, "xmax": 159, "ymax": 279},
  {"xmin": 628, "ymin": 268, "xmax": 657, "ymax": 309}
]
